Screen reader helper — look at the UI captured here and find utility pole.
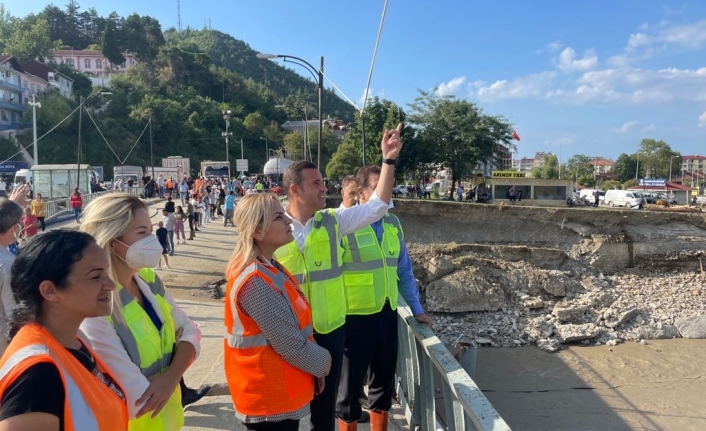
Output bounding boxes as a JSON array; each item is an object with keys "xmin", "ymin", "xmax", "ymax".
[
  {"xmin": 29, "ymin": 94, "xmax": 41, "ymax": 165},
  {"xmin": 222, "ymin": 110, "xmax": 233, "ymax": 178},
  {"xmin": 77, "ymin": 96, "xmax": 83, "ymax": 192},
  {"xmin": 317, "ymin": 56, "xmax": 323, "ymax": 168},
  {"xmin": 149, "ymin": 116, "xmax": 154, "ymax": 180}
]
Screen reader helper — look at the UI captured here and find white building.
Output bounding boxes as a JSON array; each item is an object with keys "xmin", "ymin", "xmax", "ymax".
[
  {"xmin": 0, "ymin": 56, "xmax": 26, "ymax": 131},
  {"xmin": 21, "ymin": 60, "xmax": 74, "ymax": 100}
]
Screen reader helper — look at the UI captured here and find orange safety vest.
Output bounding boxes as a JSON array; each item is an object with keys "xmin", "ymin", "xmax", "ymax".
[
  {"xmin": 0, "ymin": 323, "xmax": 128, "ymax": 431},
  {"xmin": 224, "ymin": 259, "xmax": 315, "ymax": 416}
]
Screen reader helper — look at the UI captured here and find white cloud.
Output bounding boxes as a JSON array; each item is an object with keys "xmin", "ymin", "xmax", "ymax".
[
  {"xmin": 611, "ymin": 19, "xmax": 706, "ymax": 65},
  {"xmin": 613, "ymin": 121, "xmax": 639, "ymax": 134},
  {"xmin": 473, "ymin": 71, "xmax": 557, "ymax": 102},
  {"xmin": 699, "ymin": 111, "xmax": 706, "ymax": 127},
  {"xmin": 641, "ymin": 124, "xmax": 657, "ymax": 132},
  {"xmin": 556, "ymin": 47, "xmax": 599, "ymax": 72},
  {"xmin": 358, "ymin": 87, "xmax": 385, "ymax": 108},
  {"xmin": 537, "ymin": 40, "xmax": 563, "ymax": 54},
  {"xmin": 435, "ymin": 76, "xmax": 467, "ymax": 96}
]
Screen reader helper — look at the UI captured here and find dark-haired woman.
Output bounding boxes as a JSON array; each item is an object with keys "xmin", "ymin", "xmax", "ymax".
[{"xmin": 0, "ymin": 229, "xmax": 128, "ymax": 431}]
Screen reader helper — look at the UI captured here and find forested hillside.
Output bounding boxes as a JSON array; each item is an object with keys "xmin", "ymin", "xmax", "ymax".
[{"xmin": 0, "ymin": 1, "xmax": 356, "ymax": 176}]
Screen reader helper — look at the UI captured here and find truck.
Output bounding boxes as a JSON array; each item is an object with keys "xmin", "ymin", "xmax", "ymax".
[
  {"xmin": 93, "ymin": 166, "xmax": 104, "ymax": 182},
  {"xmin": 162, "ymin": 156, "xmax": 191, "ymax": 179},
  {"xmin": 113, "ymin": 165, "xmax": 143, "ymax": 186},
  {"xmin": 201, "ymin": 161, "xmax": 230, "ymax": 179},
  {"xmin": 145, "ymin": 167, "xmax": 180, "ymax": 182}
]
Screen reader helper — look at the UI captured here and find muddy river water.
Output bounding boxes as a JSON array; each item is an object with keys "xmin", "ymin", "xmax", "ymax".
[{"xmin": 474, "ymin": 340, "xmax": 706, "ymax": 431}]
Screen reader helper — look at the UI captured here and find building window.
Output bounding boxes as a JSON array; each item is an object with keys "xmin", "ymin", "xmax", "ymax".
[
  {"xmin": 96, "ymin": 59, "xmax": 102, "ymax": 69},
  {"xmin": 1, "ymin": 110, "xmax": 8, "ymax": 121},
  {"xmin": 65, "ymin": 58, "xmax": 75, "ymax": 67},
  {"xmin": 31, "ymin": 84, "xmax": 36, "ymax": 93},
  {"xmin": 84, "ymin": 59, "xmax": 91, "ymax": 69}
]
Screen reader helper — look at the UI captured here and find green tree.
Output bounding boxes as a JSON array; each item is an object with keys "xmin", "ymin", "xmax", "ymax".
[
  {"xmin": 5, "ymin": 17, "xmax": 61, "ymax": 61},
  {"xmin": 101, "ymin": 20, "xmax": 125, "ymax": 66},
  {"xmin": 612, "ymin": 153, "xmax": 637, "ymax": 183},
  {"xmin": 622, "ymin": 179, "xmax": 637, "ymax": 189},
  {"xmin": 283, "ymin": 131, "xmax": 304, "ymax": 161},
  {"xmin": 540, "ymin": 154, "xmax": 559, "ymax": 179},
  {"xmin": 577, "ymin": 174, "xmax": 595, "ymax": 187},
  {"xmin": 408, "ymin": 91, "xmax": 515, "ymax": 197},
  {"xmin": 564, "ymin": 154, "xmax": 593, "ymax": 180},
  {"xmin": 341, "ymin": 97, "xmax": 406, "ymax": 166},
  {"xmin": 326, "ymin": 141, "xmax": 360, "ymax": 180},
  {"xmin": 243, "ymin": 112, "xmax": 267, "ymax": 136},
  {"xmin": 531, "ymin": 166, "xmax": 544, "ymax": 179},
  {"xmin": 601, "ymin": 180, "xmax": 622, "ymax": 191},
  {"xmin": 637, "ymin": 139, "xmax": 679, "ymax": 178}
]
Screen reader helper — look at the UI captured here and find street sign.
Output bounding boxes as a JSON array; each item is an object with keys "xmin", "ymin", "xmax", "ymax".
[
  {"xmin": 638, "ymin": 178, "xmax": 666, "ymax": 187},
  {"xmin": 236, "ymin": 159, "xmax": 249, "ymax": 172},
  {"xmin": 492, "ymin": 171, "xmax": 526, "ymax": 178}
]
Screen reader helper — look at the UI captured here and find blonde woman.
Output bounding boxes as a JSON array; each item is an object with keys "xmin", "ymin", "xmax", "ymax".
[
  {"xmin": 78, "ymin": 193, "xmax": 206, "ymax": 431},
  {"xmin": 224, "ymin": 193, "xmax": 331, "ymax": 431}
]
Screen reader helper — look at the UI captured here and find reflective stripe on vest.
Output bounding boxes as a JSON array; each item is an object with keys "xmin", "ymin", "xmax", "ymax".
[
  {"xmin": 342, "ymin": 213, "xmax": 404, "ymax": 315},
  {"xmin": 109, "ymin": 269, "xmax": 175, "ymax": 378},
  {"xmin": 226, "ymin": 263, "xmax": 314, "ymax": 348},
  {"xmin": 224, "ymin": 260, "xmax": 315, "ymax": 416},
  {"xmin": 0, "ymin": 344, "xmax": 102, "ymax": 430},
  {"xmin": 274, "ymin": 209, "xmax": 346, "ymax": 334},
  {"xmin": 0, "ymin": 323, "xmax": 129, "ymax": 431}
]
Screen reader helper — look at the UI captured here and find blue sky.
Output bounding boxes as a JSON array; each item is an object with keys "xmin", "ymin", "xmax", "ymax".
[{"xmin": 8, "ymin": 1, "xmax": 706, "ymax": 161}]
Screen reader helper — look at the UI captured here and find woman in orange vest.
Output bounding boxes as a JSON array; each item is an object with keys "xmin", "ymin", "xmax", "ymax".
[
  {"xmin": 0, "ymin": 229, "xmax": 128, "ymax": 431},
  {"xmin": 225, "ymin": 193, "xmax": 331, "ymax": 431}
]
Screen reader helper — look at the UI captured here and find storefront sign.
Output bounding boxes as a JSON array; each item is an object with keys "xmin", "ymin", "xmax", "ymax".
[{"xmin": 492, "ymin": 171, "xmax": 526, "ymax": 178}]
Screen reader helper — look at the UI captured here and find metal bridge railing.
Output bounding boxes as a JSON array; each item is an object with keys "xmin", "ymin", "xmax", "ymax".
[{"xmin": 396, "ymin": 297, "xmax": 512, "ymax": 431}]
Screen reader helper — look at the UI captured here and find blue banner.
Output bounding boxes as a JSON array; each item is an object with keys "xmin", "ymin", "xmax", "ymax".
[
  {"xmin": 0, "ymin": 162, "xmax": 28, "ymax": 173},
  {"xmin": 638, "ymin": 178, "xmax": 667, "ymax": 187}
]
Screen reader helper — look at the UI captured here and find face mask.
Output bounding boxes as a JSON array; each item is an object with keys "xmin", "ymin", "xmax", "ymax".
[{"xmin": 115, "ymin": 236, "xmax": 163, "ymax": 269}]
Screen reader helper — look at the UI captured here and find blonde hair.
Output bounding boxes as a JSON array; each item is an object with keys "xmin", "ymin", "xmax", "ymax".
[
  {"xmin": 225, "ymin": 193, "xmax": 279, "ymax": 281},
  {"xmin": 79, "ymin": 193, "xmax": 147, "ymax": 309}
]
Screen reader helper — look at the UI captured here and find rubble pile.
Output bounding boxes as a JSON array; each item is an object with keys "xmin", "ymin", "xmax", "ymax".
[{"xmin": 408, "ymin": 243, "xmax": 706, "ymax": 353}]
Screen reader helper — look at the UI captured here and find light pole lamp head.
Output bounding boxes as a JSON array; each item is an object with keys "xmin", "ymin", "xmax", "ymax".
[{"xmin": 256, "ymin": 53, "xmax": 279, "ymax": 60}]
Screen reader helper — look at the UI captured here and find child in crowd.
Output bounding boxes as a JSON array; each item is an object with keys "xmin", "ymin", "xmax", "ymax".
[
  {"xmin": 155, "ymin": 221, "xmax": 171, "ymax": 269},
  {"xmin": 20, "ymin": 207, "xmax": 38, "ymax": 241}
]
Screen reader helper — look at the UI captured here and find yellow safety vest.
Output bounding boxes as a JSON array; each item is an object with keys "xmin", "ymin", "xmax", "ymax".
[
  {"xmin": 274, "ymin": 209, "xmax": 346, "ymax": 334},
  {"xmin": 341, "ymin": 213, "xmax": 403, "ymax": 315},
  {"xmin": 255, "ymin": 183, "xmax": 264, "ymax": 191},
  {"xmin": 108, "ymin": 268, "xmax": 183, "ymax": 431}
]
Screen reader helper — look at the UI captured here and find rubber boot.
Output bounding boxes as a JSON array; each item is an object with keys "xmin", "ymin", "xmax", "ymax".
[
  {"xmin": 337, "ymin": 419, "xmax": 357, "ymax": 431},
  {"xmin": 370, "ymin": 410, "xmax": 389, "ymax": 431}
]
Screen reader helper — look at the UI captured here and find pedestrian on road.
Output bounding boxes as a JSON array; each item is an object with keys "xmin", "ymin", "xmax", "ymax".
[
  {"xmin": 164, "ymin": 195, "xmax": 175, "ymax": 214},
  {"xmin": 155, "ymin": 221, "xmax": 171, "ymax": 269},
  {"xmin": 336, "ymin": 166, "xmax": 433, "ymax": 430},
  {"xmin": 30, "ymin": 193, "xmax": 46, "ymax": 232},
  {"xmin": 0, "ymin": 199, "xmax": 23, "ymax": 354},
  {"xmin": 273, "ymin": 124, "xmax": 402, "ymax": 431},
  {"xmin": 187, "ymin": 198, "xmax": 196, "ymax": 240},
  {"xmin": 161, "ymin": 209, "xmax": 175, "ymax": 255},
  {"xmin": 224, "ymin": 191, "xmax": 235, "ymax": 227},
  {"xmin": 594, "ymin": 189, "xmax": 600, "ymax": 207},
  {"xmin": 20, "ymin": 207, "xmax": 38, "ymax": 241},
  {"xmin": 225, "ymin": 193, "xmax": 332, "ymax": 431},
  {"xmin": 0, "ymin": 230, "xmax": 128, "ymax": 431},
  {"xmin": 174, "ymin": 206, "xmax": 186, "ymax": 244},
  {"xmin": 70, "ymin": 188, "xmax": 83, "ymax": 222},
  {"xmin": 79, "ymin": 193, "xmax": 208, "ymax": 431}
]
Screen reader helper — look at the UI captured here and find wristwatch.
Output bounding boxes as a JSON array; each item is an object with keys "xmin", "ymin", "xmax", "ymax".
[{"xmin": 382, "ymin": 158, "xmax": 397, "ymax": 165}]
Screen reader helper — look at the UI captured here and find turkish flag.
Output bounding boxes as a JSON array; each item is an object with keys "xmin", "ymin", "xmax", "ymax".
[{"xmin": 512, "ymin": 130, "xmax": 521, "ymax": 141}]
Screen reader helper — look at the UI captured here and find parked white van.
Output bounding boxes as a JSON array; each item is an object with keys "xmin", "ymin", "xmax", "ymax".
[{"xmin": 604, "ymin": 190, "xmax": 642, "ymax": 208}]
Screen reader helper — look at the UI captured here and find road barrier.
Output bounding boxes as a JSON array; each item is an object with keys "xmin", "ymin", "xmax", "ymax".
[{"xmin": 396, "ymin": 297, "xmax": 512, "ymax": 431}]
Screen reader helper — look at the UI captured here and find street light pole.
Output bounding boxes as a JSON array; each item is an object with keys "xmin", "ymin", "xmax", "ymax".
[
  {"xmin": 559, "ymin": 139, "xmax": 566, "ymax": 179},
  {"xmin": 29, "ymin": 94, "xmax": 41, "ymax": 165},
  {"xmin": 636, "ymin": 152, "xmax": 640, "ymax": 183},
  {"xmin": 222, "ymin": 110, "xmax": 233, "ymax": 178},
  {"xmin": 77, "ymin": 96, "xmax": 83, "ymax": 192},
  {"xmin": 257, "ymin": 53, "xmax": 324, "ymax": 167},
  {"xmin": 668, "ymin": 155, "xmax": 679, "ymax": 184},
  {"xmin": 260, "ymin": 137, "xmax": 269, "ymax": 161},
  {"xmin": 149, "ymin": 115, "xmax": 154, "ymax": 180}
]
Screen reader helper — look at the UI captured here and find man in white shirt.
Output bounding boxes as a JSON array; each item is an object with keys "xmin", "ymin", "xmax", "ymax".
[
  {"xmin": 340, "ymin": 175, "xmax": 358, "ymax": 209},
  {"xmin": 157, "ymin": 174, "xmax": 165, "ymax": 198},
  {"xmin": 275, "ymin": 124, "xmax": 402, "ymax": 431}
]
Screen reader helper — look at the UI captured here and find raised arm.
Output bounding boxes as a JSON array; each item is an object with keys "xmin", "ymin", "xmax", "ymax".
[{"xmin": 375, "ymin": 123, "xmax": 403, "ymax": 204}]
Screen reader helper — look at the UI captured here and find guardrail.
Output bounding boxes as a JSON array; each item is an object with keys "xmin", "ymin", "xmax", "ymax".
[{"xmin": 396, "ymin": 297, "xmax": 512, "ymax": 431}]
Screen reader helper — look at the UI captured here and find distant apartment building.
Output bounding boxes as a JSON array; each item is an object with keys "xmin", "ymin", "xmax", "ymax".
[
  {"xmin": 681, "ymin": 155, "xmax": 706, "ymax": 175},
  {"xmin": 516, "ymin": 157, "xmax": 535, "ymax": 171},
  {"xmin": 0, "ymin": 56, "xmax": 26, "ymax": 131},
  {"xmin": 21, "ymin": 60, "xmax": 74, "ymax": 100},
  {"xmin": 475, "ymin": 144, "xmax": 513, "ymax": 176},
  {"xmin": 50, "ymin": 49, "xmax": 139, "ymax": 88},
  {"xmin": 588, "ymin": 157, "xmax": 614, "ymax": 175}
]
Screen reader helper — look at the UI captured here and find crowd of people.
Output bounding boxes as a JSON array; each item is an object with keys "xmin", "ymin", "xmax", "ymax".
[{"xmin": 0, "ymin": 124, "xmax": 431, "ymax": 431}]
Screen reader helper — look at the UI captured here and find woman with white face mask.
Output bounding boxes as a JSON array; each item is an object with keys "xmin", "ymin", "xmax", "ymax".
[{"xmin": 78, "ymin": 193, "xmax": 206, "ymax": 431}]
